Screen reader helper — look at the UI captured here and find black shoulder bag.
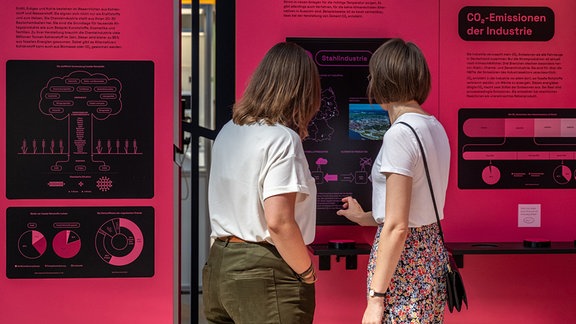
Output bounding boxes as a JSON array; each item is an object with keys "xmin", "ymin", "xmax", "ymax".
[{"xmin": 398, "ymin": 121, "xmax": 468, "ymax": 313}]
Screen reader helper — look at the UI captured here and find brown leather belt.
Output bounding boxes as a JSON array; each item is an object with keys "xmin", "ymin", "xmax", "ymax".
[
  {"xmin": 217, "ymin": 236, "xmax": 269, "ymax": 244},
  {"xmin": 217, "ymin": 235, "xmax": 248, "ymax": 243}
]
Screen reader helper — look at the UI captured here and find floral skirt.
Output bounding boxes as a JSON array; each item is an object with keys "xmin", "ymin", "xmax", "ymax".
[{"xmin": 367, "ymin": 223, "xmax": 449, "ymax": 324}]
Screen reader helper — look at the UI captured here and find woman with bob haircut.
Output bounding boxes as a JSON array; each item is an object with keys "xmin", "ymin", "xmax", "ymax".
[
  {"xmin": 338, "ymin": 38, "xmax": 451, "ymax": 323},
  {"xmin": 203, "ymin": 41, "xmax": 321, "ymax": 324}
]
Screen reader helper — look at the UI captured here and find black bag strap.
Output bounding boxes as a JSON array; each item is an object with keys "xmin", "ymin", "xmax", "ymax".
[
  {"xmin": 398, "ymin": 122, "xmax": 467, "ymax": 310},
  {"xmin": 396, "ymin": 121, "xmax": 445, "ymax": 244}
]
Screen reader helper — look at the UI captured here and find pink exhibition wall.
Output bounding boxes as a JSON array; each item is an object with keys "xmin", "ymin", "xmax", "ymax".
[
  {"xmin": 237, "ymin": 0, "xmax": 576, "ymax": 323},
  {"xmin": 0, "ymin": 0, "xmax": 178, "ymax": 323}
]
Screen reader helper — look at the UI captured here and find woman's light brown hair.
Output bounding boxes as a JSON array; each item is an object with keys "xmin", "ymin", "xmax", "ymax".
[{"xmin": 232, "ymin": 42, "xmax": 321, "ymax": 139}]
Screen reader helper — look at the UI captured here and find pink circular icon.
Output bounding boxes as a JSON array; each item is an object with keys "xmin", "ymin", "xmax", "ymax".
[
  {"xmin": 18, "ymin": 230, "xmax": 47, "ymax": 259},
  {"xmin": 95, "ymin": 218, "xmax": 144, "ymax": 266},
  {"xmin": 482, "ymin": 165, "xmax": 500, "ymax": 185},
  {"xmin": 52, "ymin": 230, "xmax": 82, "ymax": 259},
  {"xmin": 553, "ymin": 165, "xmax": 571, "ymax": 185}
]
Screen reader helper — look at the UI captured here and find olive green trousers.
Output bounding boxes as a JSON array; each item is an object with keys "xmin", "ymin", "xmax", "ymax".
[{"xmin": 202, "ymin": 239, "xmax": 315, "ymax": 324}]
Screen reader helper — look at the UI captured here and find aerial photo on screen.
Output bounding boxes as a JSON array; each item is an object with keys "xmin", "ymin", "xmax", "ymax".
[{"xmin": 348, "ymin": 103, "xmax": 390, "ymax": 140}]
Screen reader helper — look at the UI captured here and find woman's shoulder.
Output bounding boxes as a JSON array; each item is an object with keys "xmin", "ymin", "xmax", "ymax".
[{"xmin": 394, "ymin": 113, "xmax": 445, "ymax": 134}]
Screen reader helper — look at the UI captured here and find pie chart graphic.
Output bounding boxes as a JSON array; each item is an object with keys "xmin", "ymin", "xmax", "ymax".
[
  {"xmin": 95, "ymin": 218, "xmax": 144, "ymax": 266},
  {"xmin": 18, "ymin": 230, "xmax": 47, "ymax": 259},
  {"xmin": 481, "ymin": 164, "xmax": 501, "ymax": 185},
  {"xmin": 553, "ymin": 165, "xmax": 572, "ymax": 185},
  {"xmin": 52, "ymin": 230, "xmax": 82, "ymax": 259}
]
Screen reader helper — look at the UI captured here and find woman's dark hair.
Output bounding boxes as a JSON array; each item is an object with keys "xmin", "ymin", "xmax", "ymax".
[{"xmin": 367, "ymin": 38, "xmax": 431, "ymax": 105}]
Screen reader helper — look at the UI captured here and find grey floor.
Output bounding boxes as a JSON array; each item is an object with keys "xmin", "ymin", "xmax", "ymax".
[{"xmin": 181, "ymin": 293, "xmax": 208, "ymax": 324}]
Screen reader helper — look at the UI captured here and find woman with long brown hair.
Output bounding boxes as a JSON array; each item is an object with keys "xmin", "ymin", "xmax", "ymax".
[{"xmin": 203, "ymin": 41, "xmax": 321, "ymax": 324}]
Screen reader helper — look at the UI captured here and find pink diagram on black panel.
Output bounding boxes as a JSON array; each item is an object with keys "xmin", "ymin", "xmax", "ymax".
[
  {"xmin": 37, "ymin": 71, "xmax": 127, "ymax": 177},
  {"xmin": 6, "ymin": 60, "xmax": 154, "ymax": 199},
  {"xmin": 95, "ymin": 218, "xmax": 144, "ymax": 267}
]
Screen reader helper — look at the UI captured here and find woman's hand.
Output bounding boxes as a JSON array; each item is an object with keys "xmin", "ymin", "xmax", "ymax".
[
  {"xmin": 336, "ymin": 196, "xmax": 378, "ymax": 226},
  {"xmin": 362, "ymin": 297, "xmax": 385, "ymax": 324}
]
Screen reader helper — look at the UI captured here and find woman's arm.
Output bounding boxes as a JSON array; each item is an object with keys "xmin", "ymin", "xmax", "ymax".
[
  {"xmin": 362, "ymin": 172, "xmax": 411, "ymax": 324},
  {"xmin": 264, "ymin": 192, "xmax": 316, "ymax": 283}
]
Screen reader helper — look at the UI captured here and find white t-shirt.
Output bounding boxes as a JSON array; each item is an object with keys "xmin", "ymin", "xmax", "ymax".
[
  {"xmin": 208, "ymin": 120, "xmax": 317, "ymax": 244},
  {"xmin": 371, "ymin": 113, "xmax": 450, "ymax": 227}
]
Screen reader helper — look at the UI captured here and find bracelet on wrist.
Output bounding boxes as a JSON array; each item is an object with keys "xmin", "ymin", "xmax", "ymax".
[
  {"xmin": 297, "ymin": 263, "xmax": 317, "ymax": 283},
  {"xmin": 300, "ymin": 271, "xmax": 317, "ymax": 283},
  {"xmin": 297, "ymin": 263, "xmax": 314, "ymax": 278}
]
